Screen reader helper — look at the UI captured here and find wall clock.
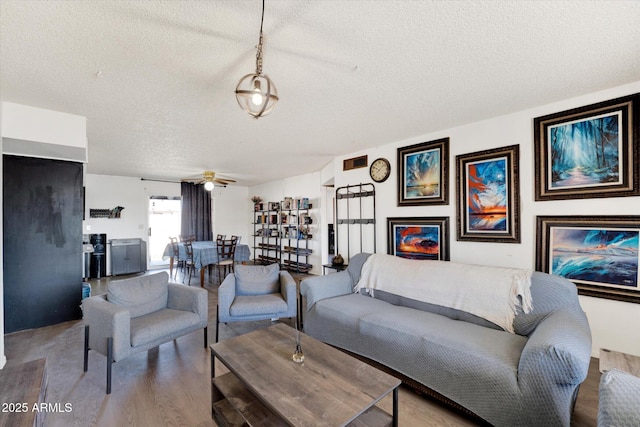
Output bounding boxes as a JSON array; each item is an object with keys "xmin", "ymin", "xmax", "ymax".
[{"xmin": 369, "ymin": 157, "xmax": 391, "ymax": 183}]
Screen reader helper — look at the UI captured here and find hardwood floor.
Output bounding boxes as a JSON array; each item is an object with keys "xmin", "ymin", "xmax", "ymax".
[{"xmin": 3, "ymin": 268, "xmax": 599, "ymax": 426}]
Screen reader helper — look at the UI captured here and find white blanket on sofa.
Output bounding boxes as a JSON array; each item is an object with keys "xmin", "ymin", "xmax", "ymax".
[{"xmin": 354, "ymin": 254, "xmax": 533, "ymax": 333}]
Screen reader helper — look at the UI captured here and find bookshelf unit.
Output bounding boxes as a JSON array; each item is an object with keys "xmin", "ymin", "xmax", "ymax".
[
  {"xmin": 252, "ymin": 202, "xmax": 281, "ymax": 265},
  {"xmin": 280, "ymin": 197, "xmax": 313, "ymax": 273}
]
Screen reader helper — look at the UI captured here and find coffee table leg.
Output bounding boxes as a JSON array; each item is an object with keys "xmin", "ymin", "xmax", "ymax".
[{"xmin": 393, "ymin": 386, "xmax": 398, "ymax": 427}]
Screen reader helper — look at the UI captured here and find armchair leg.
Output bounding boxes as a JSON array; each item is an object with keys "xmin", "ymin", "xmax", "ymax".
[
  {"xmin": 204, "ymin": 326, "xmax": 208, "ymax": 348},
  {"xmin": 106, "ymin": 337, "xmax": 113, "ymax": 394},
  {"xmin": 84, "ymin": 325, "xmax": 90, "ymax": 372},
  {"xmin": 215, "ymin": 305, "xmax": 219, "ymax": 343}
]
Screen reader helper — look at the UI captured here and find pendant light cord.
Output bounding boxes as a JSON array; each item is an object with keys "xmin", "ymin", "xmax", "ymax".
[{"xmin": 255, "ymin": 0, "xmax": 265, "ymax": 75}]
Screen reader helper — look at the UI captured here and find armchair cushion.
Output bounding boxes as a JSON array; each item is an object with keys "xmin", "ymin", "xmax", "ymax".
[
  {"xmin": 130, "ymin": 309, "xmax": 201, "ymax": 347},
  {"xmin": 107, "ymin": 272, "xmax": 169, "ymax": 318},
  {"xmin": 230, "ymin": 294, "xmax": 288, "ymax": 317},
  {"xmin": 235, "ymin": 263, "xmax": 279, "ymax": 295}
]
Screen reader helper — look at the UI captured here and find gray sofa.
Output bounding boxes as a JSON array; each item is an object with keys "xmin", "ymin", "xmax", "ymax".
[
  {"xmin": 300, "ymin": 253, "xmax": 592, "ymax": 427},
  {"xmin": 82, "ymin": 271, "xmax": 208, "ymax": 393}
]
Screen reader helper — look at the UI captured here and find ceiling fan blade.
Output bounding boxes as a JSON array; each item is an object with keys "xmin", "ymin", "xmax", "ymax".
[{"xmin": 214, "ymin": 178, "xmax": 236, "ymax": 184}]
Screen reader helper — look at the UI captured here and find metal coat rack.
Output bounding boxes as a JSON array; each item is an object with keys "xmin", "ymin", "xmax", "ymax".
[{"xmin": 335, "ymin": 183, "xmax": 376, "ymax": 261}]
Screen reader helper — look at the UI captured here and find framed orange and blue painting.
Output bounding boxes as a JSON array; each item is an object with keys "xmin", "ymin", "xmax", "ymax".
[
  {"xmin": 536, "ymin": 216, "xmax": 640, "ymax": 304},
  {"xmin": 387, "ymin": 217, "xmax": 449, "ymax": 260},
  {"xmin": 456, "ymin": 144, "xmax": 520, "ymax": 243}
]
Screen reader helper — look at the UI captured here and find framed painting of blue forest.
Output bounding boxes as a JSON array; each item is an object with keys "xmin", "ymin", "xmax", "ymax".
[
  {"xmin": 536, "ymin": 216, "xmax": 640, "ymax": 304},
  {"xmin": 534, "ymin": 93, "xmax": 639, "ymax": 201},
  {"xmin": 456, "ymin": 145, "xmax": 520, "ymax": 243},
  {"xmin": 387, "ymin": 217, "xmax": 449, "ymax": 261}
]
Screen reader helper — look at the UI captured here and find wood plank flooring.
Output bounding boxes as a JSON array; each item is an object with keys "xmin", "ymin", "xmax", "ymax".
[{"xmin": 3, "ymin": 268, "xmax": 599, "ymax": 426}]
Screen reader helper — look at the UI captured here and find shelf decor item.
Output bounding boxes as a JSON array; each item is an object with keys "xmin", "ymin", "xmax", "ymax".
[
  {"xmin": 536, "ymin": 215, "xmax": 640, "ymax": 304},
  {"xmin": 331, "ymin": 253, "xmax": 344, "ymax": 266},
  {"xmin": 456, "ymin": 144, "xmax": 520, "ymax": 243},
  {"xmin": 397, "ymin": 138, "xmax": 449, "ymax": 206},
  {"xmin": 533, "ymin": 93, "xmax": 639, "ymax": 201}
]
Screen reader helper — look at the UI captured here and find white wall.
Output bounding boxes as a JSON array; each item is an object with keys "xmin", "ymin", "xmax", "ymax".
[
  {"xmin": 333, "ymin": 81, "xmax": 640, "ymax": 357},
  {"xmin": 211, "ymin": 184, "xmax": 250, "ymax": 243},
  {"xmin": 83, "ymin": 174, "xmax": 251, "ymax": 274},
  {"xmin": 250, "ymin": 172, "xmax": 323, "ymax": 275}
]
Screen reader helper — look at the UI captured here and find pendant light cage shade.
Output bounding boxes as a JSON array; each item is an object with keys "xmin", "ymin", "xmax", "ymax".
[{"xmin": 235, "ymin": 74, "xmax": 279, "ymax": 118}]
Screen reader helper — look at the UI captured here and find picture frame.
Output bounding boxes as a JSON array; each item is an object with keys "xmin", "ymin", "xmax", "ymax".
[
  {"xmin": 456, "ymin": 144, "xmax": 520, "ymax": 243},
  {"xmin": 387, "ymin": 216, "xmax": 450, "ymax": 260},
  {"xmin": 533, "ymin": 93, "xmax": 639, "ymax": 201},
  {"xmin": 536, "ymin": 215, "xmax": 640, "ymax": 304},
  {"xmin": 397, "ymin": 138, "xmax": 449, "ymax": 206}
]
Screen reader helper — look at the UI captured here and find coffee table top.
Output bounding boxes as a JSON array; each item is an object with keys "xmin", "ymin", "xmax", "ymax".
[{"xmin": 211, "ymin": 323, "xmax": 400, "ymax": 426}]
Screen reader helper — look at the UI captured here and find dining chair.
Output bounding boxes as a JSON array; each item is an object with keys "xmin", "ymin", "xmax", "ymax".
[
  {"xmin": 213, "ymin": 236, "xmax": 238, "ymax": 283},
  {"xmin": 216, "ymin": 234, "xmax": 226, "ymax": 240},
  {"xmin": 169, "ymin": 237, "xmax": 182, "ymax": 279},
  {"xmin": 182, "ymin": 240, "xmax": 196, "ymax": 285}
]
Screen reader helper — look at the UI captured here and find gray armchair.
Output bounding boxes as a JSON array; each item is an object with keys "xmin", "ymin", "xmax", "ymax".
[
  {"xmin": 82, "ymin": 272, "xmax": 208, "ymax": 393},
  {"xmin": 216, "ymin": 263, "xmax": 297, "ymax": 342}
]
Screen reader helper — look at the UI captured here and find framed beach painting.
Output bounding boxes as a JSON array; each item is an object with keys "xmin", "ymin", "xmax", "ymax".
[
  {"xmin": 536, "ymin": 216, "xmax": 640, "ymax": 304},
  {"xmin": 397, "ymin": 138, "xmax": 449, "ymax": 206},
  {"xmin": 456, "ymin": 144, "xmax": 520, "ymax": 243},
  {"xmin": 387, "ymin": 217, "xmax": 449, "ymax": 260},
  {"xmin": 534, "ymin": 93, "xmax": 639, "ymax": 201}
]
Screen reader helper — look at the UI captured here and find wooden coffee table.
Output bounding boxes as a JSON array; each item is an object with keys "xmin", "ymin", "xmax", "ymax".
[{"xmin": 210, "ymin": 323, "xmax": 400, "ymax": 426}]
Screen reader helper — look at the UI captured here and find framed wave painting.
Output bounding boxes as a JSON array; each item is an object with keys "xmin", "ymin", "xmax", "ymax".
[
  {"xmin": 456, "ymin": 145, "xmax": 520, "ymax": 243},
  {"xmin": 387, "ymin": 217, "xmax": 449, "ymax": 261},
  {"xmin": 536, "ymin": 216, "xmax": 640, "ymax": 304},
  {"xmin": 534, "ymin": 93, "xmax": 639, "ymax": 201}
]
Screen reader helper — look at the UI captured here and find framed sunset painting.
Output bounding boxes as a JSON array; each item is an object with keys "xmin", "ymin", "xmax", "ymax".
[
  {"xmin": 534, "ymin": 93, "xmax": 639, "ymax": 201},
  {"xmin": 536, "ymin": 216, "xmax": 640, "ymax": 304},
  {"xmin": 387, "ymin": 217, "xmax": 449, "ymax": 260},
  {"xmin": 397, "ymin": 138, "xmax": 449, "ymax": 206},
  {"xmin": 456, "ymin": 145, "xmax": 520, "ymax": 243}
]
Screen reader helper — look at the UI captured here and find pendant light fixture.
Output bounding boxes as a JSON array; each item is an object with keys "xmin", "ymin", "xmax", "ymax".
[{"xmin": 235, "ymin": 0, "xmax": 279, "ymax": 118}]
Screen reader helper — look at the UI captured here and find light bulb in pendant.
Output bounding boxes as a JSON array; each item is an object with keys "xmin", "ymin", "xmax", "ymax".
[{"xmin": 251, "ymin": 80, "xmax": 263, "ymax": 106}]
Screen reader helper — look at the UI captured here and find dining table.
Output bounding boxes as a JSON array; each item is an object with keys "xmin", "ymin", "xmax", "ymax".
[{"xmin": 163, "ymin": 240, "xmax": 251, "ymax": 287}]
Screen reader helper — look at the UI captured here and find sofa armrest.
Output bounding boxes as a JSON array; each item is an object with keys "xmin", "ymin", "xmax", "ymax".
[
  {"xmin": 167, "ymin": 284, "xmax": 208, "ymax": 326},
  {"xmin": 300, "ymin": 271, "xmax": 352, "ymax": 311},
  {"xmin": 82, "ymin": 296, "xmax": 131, "ymax": 361},
  {"xmin": 218, "ymin": 273, "xmax": 237, "ymax": 320},
  {"xmin": 519, "ymin": 306, "xmax": 592, "ymax": 386}
]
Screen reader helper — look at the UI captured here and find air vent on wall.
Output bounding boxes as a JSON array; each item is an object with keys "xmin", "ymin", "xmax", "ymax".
[{"xmin": 343, "ymin": 155, "xmax": 368, "ymax": 171}]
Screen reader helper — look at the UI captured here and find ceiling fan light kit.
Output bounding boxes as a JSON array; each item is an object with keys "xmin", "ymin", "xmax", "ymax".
[{"xmin": 235, "ymin": 0, "xmax": 278, "ymax": 118}]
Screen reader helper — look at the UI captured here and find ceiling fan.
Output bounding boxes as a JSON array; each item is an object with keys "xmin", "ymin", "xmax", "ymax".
[{"xmin": 181, "ymin": 171, "xmax": 236, "ymax": 190}]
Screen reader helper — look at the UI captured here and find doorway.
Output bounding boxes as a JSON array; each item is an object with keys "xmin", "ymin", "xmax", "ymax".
[{"xmin": 148, "ymin": 196, "xmax": 181, "ymax": 267}]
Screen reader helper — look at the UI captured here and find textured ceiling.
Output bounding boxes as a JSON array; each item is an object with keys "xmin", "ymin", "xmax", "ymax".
[{"xmin": 1, "ymin": 1, "xmax": 639, "ymax": 186}]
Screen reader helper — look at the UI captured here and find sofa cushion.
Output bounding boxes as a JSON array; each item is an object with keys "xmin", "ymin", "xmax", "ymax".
[
  {"xmin": 130, "ymin": 308, "xmax": 201, "ymax": 347},
  {"xmin": 369, "ymin": 290, "xmax": 502, "ymax": 331},
  {"xmin": 235, "ymin": 264, "xmax": 280, "ymax": 296},
  {"xmin": 230, "ymin": 294, "xmax": 288, "ymax": 316},
  {"xmin": 107, "ymin": 272, "xmax": 169, "ymax": 318}
]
